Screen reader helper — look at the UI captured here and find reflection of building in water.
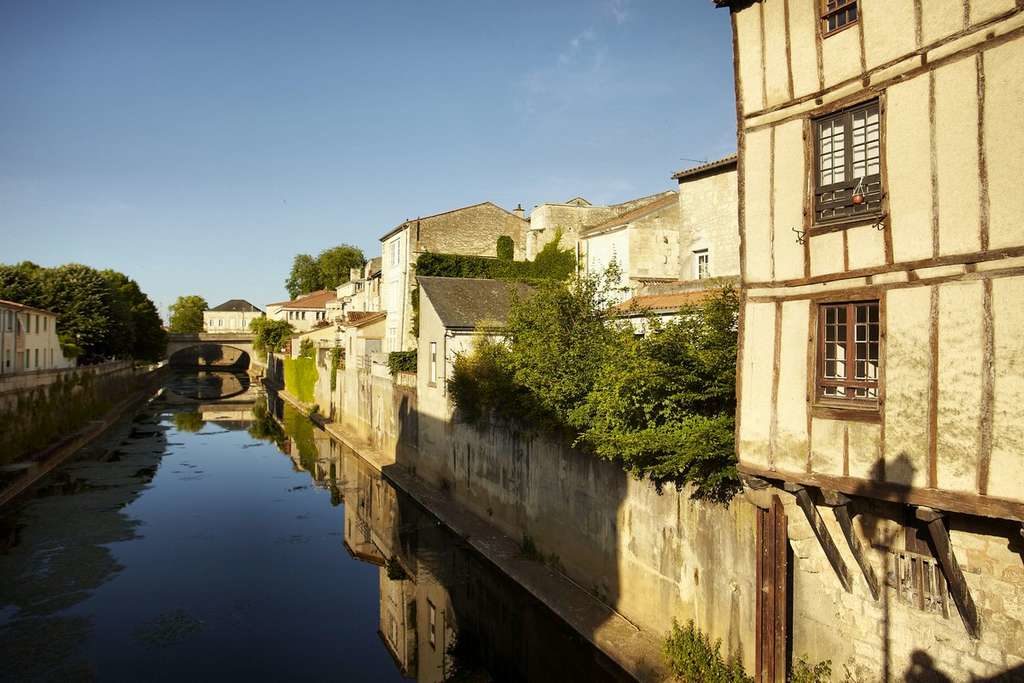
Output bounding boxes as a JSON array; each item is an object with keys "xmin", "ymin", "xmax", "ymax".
[
  {"xmin": 200, "ymin": 407, "xmax": 254, "ymax": 426},
  {"xmin": 267, "ymin": 399, "xmax": 629, "ymax": 682}
]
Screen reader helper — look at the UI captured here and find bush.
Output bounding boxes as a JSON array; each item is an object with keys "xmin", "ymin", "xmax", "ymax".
[
  {"xmin": 448, "ymin": 337, "xmax": 538, "ymax": 427},
  {"xmin": 251, "ymin": 317, "xmax": 294, "ymax": 355},
  {"xmin": 496, "ymin": 235, "xmax": 514, "ymax": 261},
  {"xmin": 298, "ymin": 338, "xmax": 315, "ymax": 359},
  {"xmin": 663, "ymin": 620, "xmax": 750, "ymax": 683},
  {"xmin": 415, "ymin": 229, "xmax": 576, "ymax": 283},
  {"xmin": 387, "ymin": 350, "xmax": 417, "ymax": 375},
  {"xmin": 283, "ymin": 356, "xmax": 318, "ymax": 403},
  {"xmin": 790, "ymin": 657, "xmax": 832, "ymax": 683}
]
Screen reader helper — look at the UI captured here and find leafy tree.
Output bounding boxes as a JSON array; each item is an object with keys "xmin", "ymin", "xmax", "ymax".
[
  {"xmin": 168, "ymin": 295, "xmax": 208, "ymax": 333},
  {"xmin": 250, "ymin": 317, "xmax": 294, "ymax": 354},
  {"xmin": 0, "ymin": 261, "xmax": 45, "ymax": 306},
  {"xmin": 100, "ymin": 270, "xmax": 166, "ymax": 360},
  {"xmin": 317, "ymin": 245, "xmax": 365, "ymax": 291},
  {"xmin": 496, "ymin": 235, "xmax": 514, "ymax": 261},
  {"xmin": 40, "ymin": 264, "xmax": 127, "ymax": 360},
  {"xmin": 572, "ymin": 288, "xmax": 741, "ymax": 501},
  {"xmin": 285, "ymin": 254, "xmax": 322, "ymax": 299},
  {"xmin": 448, "ymin": 336, "xmax": 537, "ymax": 427},
  {"xmin": 298, "ymin": 338, "xmax": 315, "ymax": 359}
]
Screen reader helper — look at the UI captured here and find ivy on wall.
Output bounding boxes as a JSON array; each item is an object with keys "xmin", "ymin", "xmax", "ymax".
[
  {"xmin": 387, "ymin": 350, "xmax": 417, "ymax": 376},
  {"xmin": 283, "ymin": 356, "xmax": 318, "ymax": 404}
]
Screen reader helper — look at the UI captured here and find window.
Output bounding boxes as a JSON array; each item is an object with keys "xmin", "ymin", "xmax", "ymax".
[
  {"xmin": 427, "ymin": 600, "xmax": 436, "ymax": 649},
  {"xmin": 694, "ymin": 249, "xmax": 710, "ymax": 280},
  {"xmin": 43, "ymin": 316, "xmax": 47, "ymax": 332},
  {"xmin": 34, "ymin": 348, "xmax": 39, "ymax": 368},
  {"xmin": 35, "ymin": 315, "xmax": 39, "ymax": 334},
  {"xmin": 390, "ymin": 238, "xmax": 401, "ymax": 267},
  {"xmin": 821, "ymin": 0, "xmax": 858, "ymax": 36},
  {"xmin": 817, "ymin": 301, "xmax": 880, "ymax": 403},
  {"xmin": 814, "ymin": 100, "xmax": 881, "ymax": 225},
  {"xmin": 429, "ymin": 342, "xmax": 437, "ymax": 384}
]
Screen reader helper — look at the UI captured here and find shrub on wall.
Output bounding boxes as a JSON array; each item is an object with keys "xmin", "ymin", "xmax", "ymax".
[
  {"xmin": 283, "ymin": 356, "xmax": 318, "ymax": 404},
  {"xmin": 415, "ymin": 229, "xmax": 575, "ymax": 283},
  {"xmin": 329, "ymin": 348, "xmax": 343, "ymax": 392},
  {"xmin": 387, "ymin": 350, "xmax": 417, "ymax": 376},
  {"xmin": 663, "ymin": 620, "xmax": 751, "ymax": 683}
]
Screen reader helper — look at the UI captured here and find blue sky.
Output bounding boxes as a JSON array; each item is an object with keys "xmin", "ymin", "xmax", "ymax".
[{"xmin": 0, "ymin": 0, "xmax": 736, "ymax": 318}]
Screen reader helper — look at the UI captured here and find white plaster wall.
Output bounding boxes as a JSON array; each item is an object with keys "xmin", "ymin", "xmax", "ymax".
[{"xmin": 678, "ymin": 169, "xmax": 740, "ymax": 282}]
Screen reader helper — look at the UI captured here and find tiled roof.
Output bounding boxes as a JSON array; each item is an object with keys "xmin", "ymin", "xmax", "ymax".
[
  {"xmin": 581, "ymin": 192, "xmax": 679, "ymax": 237},
  {"xmin": 346, "ymin": 311, "xmax": 386, "ymax": 327},
  {"xmin": 209, "ymin": 299, "xmax": 262, "ymax": 313},
  {"xmin": 417, "ymin": 276, "xmax": 534, "ymax": 330},
  {"xmin": 277, "ymin": 290, "xmax": 337, "ymax": 310},
  {"xmin": 609, "ymin": 290, "xmax": 716, "ymax": 316},
  {"xmin": 0, "ymin": 299, "xmax": 57, "ymax": 316},
  {"xmin": 671, "ymin": 154, "xmax": 738, "ymax": 181}
]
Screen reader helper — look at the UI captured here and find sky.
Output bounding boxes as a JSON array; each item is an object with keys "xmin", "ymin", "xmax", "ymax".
[{"xmin": 0, "ymin": 0, "xmax": 737, "ymax": 319}]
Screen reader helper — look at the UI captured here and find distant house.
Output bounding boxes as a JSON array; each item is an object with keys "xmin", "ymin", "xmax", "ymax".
[
  {"xmin": 672, "ymin": 154, "xmax": 739, "ymax": 283},
  {"xmin": 326, "ymin": 257, "xmax": 383, "ymax": 324},
  {"xmin": 416, "ymin": 276, "xmax": 532, "ymax": 425},
  {"xmin": 0, "ymin": 300, "xmax": 74, "ymax": 374},
  {"xmin": 203, "ymin": 299, "xmax": 263, "ymax": 334},
  {"xmin": 380, "ymin": 202, "xmax": 528, "ymax": 352},
  {"xmin": 266, "ymin": 290, "xmax": 338, "ymax": 334},
  {"xmin": 578, "ymin": 192, "xmax": 681, "ymax": 302}
]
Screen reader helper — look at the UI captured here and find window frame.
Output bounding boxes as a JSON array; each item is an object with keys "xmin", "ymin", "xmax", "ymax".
[
  {"xmin": 810, "ymin": 99, "xmax": 883, "ymax": 230},
  {"xmin": 821, "ymin": 0, "xmax": 859, "ymax": 38},
  {"xmin": 429, "ymin": 341, "xmax": 437, "ymax": 386},
  {"xmin": 694, "ymin": 249, "xmax": 710, "ymax": 280},
  {"xmin": 811, "ymin": 295, "xmax": 884, "ymax": 421}
]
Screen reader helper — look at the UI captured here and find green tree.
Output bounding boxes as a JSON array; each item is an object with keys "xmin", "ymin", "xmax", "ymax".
[
  {"xmin": 0, "ymin": 261, "xmax": 45, "ymax": 306},
  {"xmin": 572, "ymin": 288, "xmax": 741, "ymax": 501},
  {"xmin": 250, "ymin": 317, "xmax": 294, "ymax": 354},
  {"xmin": 285, "ymin": 254, "xmax": 322, "ymax": 299},
  {"xmin": 317, "ymin": 245, "xmax": 365, "ymax": 291},
  {"xmin": 40, "ymin": 264, "xmax": 127, "ymax": 360},
  {"xmin": 101, "ymin": 271, "xmax": 166, "ymax": 360},
  {"xmin": 168, "ymin": 295, "xmax": 208, "ymax": 333}
]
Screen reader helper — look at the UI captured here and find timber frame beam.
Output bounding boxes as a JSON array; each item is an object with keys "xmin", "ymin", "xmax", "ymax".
[
  {"xmin": 821, "ymin": 489, "xmax": 881, "ymax": 601},
  {"xmin": 916, "ymin": 507, "xmax": 981, "ymax": 638},
  {"xmin": 785, "ymin": 483, "xmax": 853, "ymax": 592}
]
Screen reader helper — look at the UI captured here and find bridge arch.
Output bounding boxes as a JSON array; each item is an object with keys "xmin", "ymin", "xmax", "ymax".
[{"xmin": 165, "ymin": 333, "xmax": 256, "ymax": 371}]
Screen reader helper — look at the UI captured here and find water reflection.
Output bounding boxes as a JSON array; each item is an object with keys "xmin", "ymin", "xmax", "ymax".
[
  {"xmin": 163, "ymin": 370, "xmax": 250, "ymax": 401},
  {"xmin": 269, "ymin": 398, "xmax": 632, "ymax": 683}
]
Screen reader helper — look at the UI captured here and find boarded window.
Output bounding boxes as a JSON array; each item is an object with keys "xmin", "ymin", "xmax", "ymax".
[
  {"xmin": 822, "ymin": 0, "xmax": 858, "ymax": 36},
  {"xmin": 817, "ymin": 301, "xmax": 880, "ymax": 403},
  {"xmin": 814, "ymin": 100, "xmax": 882, "ymax": 224}
]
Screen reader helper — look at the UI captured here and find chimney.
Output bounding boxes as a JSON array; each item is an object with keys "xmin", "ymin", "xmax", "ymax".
[{"xmin": 513, "ymin": 203, "xmax": 525, "ymax": 219}]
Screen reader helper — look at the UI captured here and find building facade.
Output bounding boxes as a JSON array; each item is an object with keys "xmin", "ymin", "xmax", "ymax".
[
  {"xmin": 380, "ymin": 202, "xmax": 528, "ymax": 352},
  {"xmin": 266, "ymin": 290, "xmax": 337, "ymax": 334},
  {"xmin": 674, "ymin": 154, "xmax": 740, "ymax": 283},
  {"xmin": 723, "ymin": 0, "xmax": 1024, "ymax": 679},
  {"xmin": 0, "ymin": 300, "xmax": 72, "ymax": 375},
  {"xmin": 202, "ymin": 299, "xmax": 263, "ymax": 334}
]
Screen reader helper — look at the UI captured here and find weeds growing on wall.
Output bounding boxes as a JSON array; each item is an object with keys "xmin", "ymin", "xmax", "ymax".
[
  {"xmin": 387, "ymin": 350, "xmax": 417, "ymax": 376},
  {"xmin": 447, "ymin": 271, "xmax": 742, "ymax": 502},
  {"xmin": 662, "ymin": 620, "xmax": 751, "ymax": 683},
  {"xmin": 329, "ymin": 348, "xmax": 343, "ymax": 392},
  {"xmin": 0, "ymin": 367, "xmax": 151, "ymax": 466},
  {"xmin": 283, "ymin": 356, "xmax": 318, "ymax": 404}
]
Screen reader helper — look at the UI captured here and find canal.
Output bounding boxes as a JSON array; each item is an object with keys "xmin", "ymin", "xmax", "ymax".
[{"xmin": 0, "ymin": 372, "xmax": 630, "ymax": 682}]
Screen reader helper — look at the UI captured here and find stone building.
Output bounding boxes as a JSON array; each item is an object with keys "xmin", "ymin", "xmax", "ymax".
[
  {"xmin": 202, "ymin": 299, "xmax": 263, "ymax": 334},
  {"xmin": 578, "ymin": 192, "xmax": 681, "ymax": 302},
  {"xmin": 674, "ymin": 154, "xmax": 740, "ymax": 282},
  {"xmin": 380, "ymin": 202, "xmax": 528, "ymax": 352},
  {"xmin": 0, "ymin": 300, "xmax": 73, "ymax": 374},
  {"xmin": 720, "ymin": 0, "xmax": 1024, "ymax": 679},
  {"xmin": 526, "ymin": 192, "xmax": 676, "ymax": 261}
]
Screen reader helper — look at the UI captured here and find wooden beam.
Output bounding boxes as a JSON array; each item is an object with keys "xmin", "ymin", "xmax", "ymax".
[
  {"xmin": 785, "ymin": 483, "xmax": 853, "ymax": 592},
  {"xmin": 739, "ymin": 462, "xmax": 1024, "ymax": 522},
  {"xmin": 832, "ymin": 497, "xmax": 881, "ymax": 601},
  {"xmin": 916, "ymin": 507, "xmax": 981, "ymax": 638}
]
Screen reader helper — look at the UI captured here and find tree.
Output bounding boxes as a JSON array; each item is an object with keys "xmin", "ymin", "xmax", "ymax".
[
  {"xmin": 101, "ymin": 270, "xmax": 167, "ymax": 360},
  {"xmin": 496, "ymin": 236, "xmax": 514, "ymax": 261},
  {"xmin": 317, "ymin": 245, "xmax": 365, "ymax": 291},
  {"xmin": 0, "ymin": 262, "xmax": 45, "ymax": 306},
  {"xmin": 285, "ymin": 254, "xmax": 322, "ymax": 299},
  {"xmin": 168, "ymin": 295, "xmax": 208, "ymax": 333},
  {"xmin": 250, "ymin": 317, "xmax": 294, "ymax": 355},
  {"xmin": 40, "ymin": 264, "xmax": 127, "ymax": 360}
]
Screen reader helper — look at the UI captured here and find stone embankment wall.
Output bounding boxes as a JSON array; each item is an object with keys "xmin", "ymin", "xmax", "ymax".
[{"xmin": 0, "ymin": 360, "xmax": 134, "ymax": 410}]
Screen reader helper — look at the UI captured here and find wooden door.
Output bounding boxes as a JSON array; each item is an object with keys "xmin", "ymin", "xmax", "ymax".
[{"xmin": 755, "ymin": 495, "xmax": 789, "ymax": 683}]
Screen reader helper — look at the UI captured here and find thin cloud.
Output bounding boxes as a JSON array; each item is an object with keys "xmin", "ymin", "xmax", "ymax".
[{"xmin": 606, "ymin": 0, "xmax": 630, "ymax": 24}]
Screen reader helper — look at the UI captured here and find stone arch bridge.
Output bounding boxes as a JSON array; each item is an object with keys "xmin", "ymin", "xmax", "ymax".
[{"xmin": 166, "ymin": 333, "xmax": 255, "ymax": 370}]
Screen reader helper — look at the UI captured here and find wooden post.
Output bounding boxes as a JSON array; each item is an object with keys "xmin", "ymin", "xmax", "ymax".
[
  {"xmin": 786, "ymin": 483, "xmax": 853, "ymax": 592},
  {"xmin": 821, "ymin": 490, "xmax": 881, "ymax": 600},
  {"xmin": 916, "ymin": 507, "xmax": 980, "ymax": 638}
]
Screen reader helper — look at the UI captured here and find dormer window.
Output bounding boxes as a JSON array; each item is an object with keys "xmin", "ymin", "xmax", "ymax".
[{"xmin": 822, "ymin": 0, "xmax": 858, "ymax": 37}]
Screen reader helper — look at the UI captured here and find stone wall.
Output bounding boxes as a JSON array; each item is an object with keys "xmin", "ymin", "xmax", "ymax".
[{"xmin": 678, "ymin": 168, "xmax": 739, "ymax": 281}]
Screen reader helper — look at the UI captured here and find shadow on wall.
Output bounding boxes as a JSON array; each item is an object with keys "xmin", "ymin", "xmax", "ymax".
[
  {"xmin": 168, "ymin": 344, "xmax": 250, "ymax": 371},
  {"xmin": 849, "ymin": 455, "xmax": 1024, "ymax": 682}
]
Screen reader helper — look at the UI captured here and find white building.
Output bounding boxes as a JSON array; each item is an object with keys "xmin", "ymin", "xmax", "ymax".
[
  {"xmin": 266, "ymin": 290, "xmax": 338, "ymax": 334},
  {"xmin": 0, "ymin": 300, "xmax": 74, "ymax": 375},
  {"xmin": 203, "ymin": 299, "xmax": 263, "ymax": 334}
]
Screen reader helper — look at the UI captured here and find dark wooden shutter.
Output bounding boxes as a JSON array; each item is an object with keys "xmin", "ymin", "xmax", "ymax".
[{"xmin": 756, "ymin": 496, "xmax": 789, "ymax": 683}]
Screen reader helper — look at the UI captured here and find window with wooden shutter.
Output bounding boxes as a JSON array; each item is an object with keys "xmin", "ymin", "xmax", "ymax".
[
  {"xmin": 814, "ymin": 100, "xmax": 882, "ymax": 225},
  {"xmin": 822, "ymin": 0, "xmax": 858, "ymax": 37}
]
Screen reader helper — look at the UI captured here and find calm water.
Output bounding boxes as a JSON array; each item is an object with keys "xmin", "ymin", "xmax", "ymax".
[{"xmin": 0, "ymin": 373, "xmax": 629, "ymax": 682}]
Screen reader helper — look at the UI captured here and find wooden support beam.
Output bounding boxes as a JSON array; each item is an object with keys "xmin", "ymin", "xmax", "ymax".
[
  {"xmin": 785, "ymin": 483, "xmax": 853, "ymax": 592},
  {"xmin": 834, "ymin": 502, "xmax": 881, "ymax": 601},
  {"xmin": 916, "ymin": 507, "xmax": 981, "ymax": 638}
]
